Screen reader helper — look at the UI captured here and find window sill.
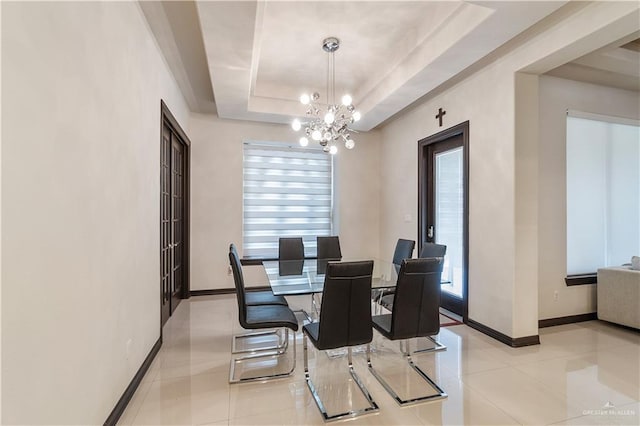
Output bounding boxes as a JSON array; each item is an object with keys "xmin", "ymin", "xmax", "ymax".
[{"xmin": 565, "ymin": 274, "xmax": 597, "ymax": 286}]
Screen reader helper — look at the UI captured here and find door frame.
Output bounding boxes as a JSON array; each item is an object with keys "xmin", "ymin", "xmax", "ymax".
[
  {"xmin": 418, "ymin": 121, "xmax": 469, "ymax": 322},
  {"xmin": 160, "ymin": 100, "xmax": 191, "ymax": 329}
]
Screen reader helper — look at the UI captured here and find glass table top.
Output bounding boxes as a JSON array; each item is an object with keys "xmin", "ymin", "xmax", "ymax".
[{"xmin": 263, "ymin": 258, "xmax": 398, "ymax": 296}]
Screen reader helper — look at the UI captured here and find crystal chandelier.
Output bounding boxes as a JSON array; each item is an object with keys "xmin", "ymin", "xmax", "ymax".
[{"xmin": 291, "ymin": 37, "xmax": 361, "ymax": 154}]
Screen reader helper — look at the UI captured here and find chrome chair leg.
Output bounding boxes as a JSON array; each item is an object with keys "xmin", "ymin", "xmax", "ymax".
[
  {"xmin": 304, "ymin": 338, "xmax": 379, "ymax": 422},
  {"xmin": 232, "ymin": 328, "xmax": 288, "ymax": 354},
  {"xmin": 405, "ymin": 340, "xmax": 447, "ymax": 401},
  {"xmin": 413, "ymin": 335, "xmax": 446, "ymax": 354},
  {"xmin": 371, "ymin": 288, "xmax": 387, "ymax": 315},
  {"xmin": 367, "ymin": 338, "xmax": 447, "ymax": 406},
  {"xmin": 311, "ymin": 293, "xmax": 321, "ymax": 319},
  {"xmin": 229, "ymin": 329, "xmax": 296, "ymax": 384}
]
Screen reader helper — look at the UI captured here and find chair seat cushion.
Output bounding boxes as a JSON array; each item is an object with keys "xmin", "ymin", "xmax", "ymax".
[
  {"xmin": 245, "ymin": 305, "xmax": 299, "ymax": 331},
  {"xmin": 303, "ymin": 321, "xmax": 371, "ymax": 351},
  {"xmin": 303, "ymin": 322, "xmax": 320, "ymax": 345},
  {"xmin": 246, "ymin": 291, "xmax": 288, "ymax": 306},
  {"xmin": 372, "ymin": 314, "xmax": 393, "ymax": 340}
]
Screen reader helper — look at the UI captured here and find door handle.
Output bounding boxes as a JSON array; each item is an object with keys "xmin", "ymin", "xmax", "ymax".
[{"xmin": 427, "ymin": 226, "xmax": 434, "ymax": 239}]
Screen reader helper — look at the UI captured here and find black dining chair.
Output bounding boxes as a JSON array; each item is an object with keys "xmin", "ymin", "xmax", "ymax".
[
  {"xmin": 228, "ymin": 248, "xmax": 299, "ymax": 383},
  {"xmin": 316, "ymin": 236, "xmax": 342, "ymax": 260},
  {"xmin": 277, "ymin": 259, "xmax": 304, "ymax": 276},
  {"xmin": 302, "ymin": 261, "xmax": 379, "ymax": 421},
  {"xmin": 230, "ymin": 244, "xmax": 288, "ymax": 306},
  {"xmin": 420, "ymin": 242, "xmax": 447, "ymax": 258},
  {"xmin": 379, "ymin": 242, "xmax": 446, "ymax": 311},
  {"xmin": 373, "ymin": 238, "xmax": 415, "ymax": 313},
  {"xmin": 367, "ymin": 257, "xmax": 448, "ymax": 405},
  {"xmin": 315, "ymin": 236, "xmax": 342, "ymax": 311},
  {"xmin": 229, "ymin": 244, "xmax": 290, "ymax": 354},
  {"xmin": 278, "ymin": 237, "xmax": 305, "ymax": 260},
  {"xmin": 393, "ymin": 238, "xmax": 416, "ymax": 271}
]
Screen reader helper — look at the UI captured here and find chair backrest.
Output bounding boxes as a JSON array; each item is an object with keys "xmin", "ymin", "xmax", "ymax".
[
  {"xmin": 390, "ymin": 258, "xmax": 444, "ymax": 339},
  {"xmin": 316, "ymin": 261, "xmax": 374, "ymax": 350},
  {"xmin": 279, "ymin": 237, "xmax": 304, "ymax": 260},
  {"xmin": 419, "ymin": 242, "xmax": 446, "ymax": 258},
  {"xmin": 317, "ymin": 236, "xmax": 342, "ymax": 260},
  {"xmin": 230, "ymin": 242, "xmax": 241, "ymax": 260},
  {"xmin": 228, "ymin": 244, "xmax": 248, "ymax": 327},
  {"xmin": 278, "ymin": 260, "xmax": 304, "ymax": 276},
  {"xmin": 392, "ymin": 239, "xmax": 415, "ymax": 272},
  {"xmin": 316, "ymin": 258, "xmax": 329, "ymax": 275}
]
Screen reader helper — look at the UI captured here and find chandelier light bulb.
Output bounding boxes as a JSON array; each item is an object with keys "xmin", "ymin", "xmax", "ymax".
[
  {"xmin": 300, "ymin": 93, "xmax": 310, "ymax": 105},
  {"xmin": 324, "ymin": 112, "xmax": 335, "ymax": 125},
  {"xmin": 292, "ymin": 119, "xmax": 301, "ymax": 131},
  {"xmin": 299, "ymin": 137, "xmax": 309, "ymax": 147},
  {"xmin": 329, "ymin": 145, "xmax": 338, "ymax": 155},
  {"xmin": 312, "ymin": 130, "xmax": 322, "ymax": 141},
  {"xmin": 341, "ymin": 94, "xmax": 352, "ymax": 106},
  {"xmin": 323, "ymin": 131, "xmax": 332, "ymax": 141},
  {"xmin": 345, "ymin": 139, "xmax": 355, "ymax": 149},
  {"xmin": 352, "ymin": 111, "xmax": 361, "ymax": 122}
]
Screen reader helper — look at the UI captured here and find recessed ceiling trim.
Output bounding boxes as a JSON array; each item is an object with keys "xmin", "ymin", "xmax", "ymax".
[
  {"xmin": 249, "ymin": 0, "xmax": 267, "ymax": 100},
  {"xmin": 198, "ymin": 0, "xmax": 570, "ymax": 129},
  {"xmin": 139, "ymin": 1, "xmax": 199, "ymax": 111},
  {"xmin": 621, "ymin": 38, "xmax": 640, "ymax": 52},
  {"xmin": 354, "ymin": 2, "xmax": 494, "ymax": 130}
]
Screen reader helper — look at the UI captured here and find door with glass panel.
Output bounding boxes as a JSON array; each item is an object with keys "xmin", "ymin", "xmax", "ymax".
[
  {"xmin": 418, "ymin": 122, "xmax": 469, "ymax": 320},
  {"xmin": 160, "ymin": 102, "xmax": 190, "ymax": 328}
]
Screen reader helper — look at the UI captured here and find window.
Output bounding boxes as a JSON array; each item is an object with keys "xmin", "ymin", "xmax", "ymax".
[
  {"xmin": 566, "ymin": 111, "xmax": 640, "ymax": 277},
  {"xmin": 243, "ymin": 142, "xmax": 334, "ymax": 258}
]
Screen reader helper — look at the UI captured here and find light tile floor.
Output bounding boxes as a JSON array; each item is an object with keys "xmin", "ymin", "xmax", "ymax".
[{"xmin": 118, "ymin": 295, "xmax": 640, "ymax": 425}]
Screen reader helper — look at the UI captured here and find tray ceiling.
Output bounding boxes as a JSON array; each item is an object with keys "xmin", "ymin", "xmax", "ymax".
[{"xmin": 143, "ymin": 1, "xmax": 571, "ymax": 130}]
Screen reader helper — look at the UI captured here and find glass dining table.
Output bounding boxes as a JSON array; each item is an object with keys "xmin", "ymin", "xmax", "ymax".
[
  {"xmin": 263, "ymin": 258, "xmax": 447, "ymax": 355},
  {"xmin": 262, "ymin": 258, "xmax": 399, "ymax": 296}
]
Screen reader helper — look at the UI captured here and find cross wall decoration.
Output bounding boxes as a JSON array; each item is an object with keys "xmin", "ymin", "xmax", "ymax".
[{"xmin": 436, "ymin": 107, "xmax": 446, "ymax": 127}]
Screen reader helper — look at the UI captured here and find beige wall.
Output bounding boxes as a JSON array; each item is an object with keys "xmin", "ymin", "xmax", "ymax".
[
  {"xmin": 1, "ymin": 2, "xmax": 189, "ymax": 423},
  {"xmin": 537, "ymin": 75, "xmax": 640, "ymax": 320},
  {"xmin": 0, "ymin": 2, "xmax": 3, "ymax": 420},
  {"xmin": 514, "ymin": 73, "xmax": 540, "ymax": 336},
  {"xmin": 379, "ymin": 1, "xmax": 639, "ymax": 338},
  {"xmin": 188, "ymin": 114, "xmax": 381, "ymax": 291},
  {"xmin": 381, "ymin": 60, "xmax": 520, "ymax": 336}
]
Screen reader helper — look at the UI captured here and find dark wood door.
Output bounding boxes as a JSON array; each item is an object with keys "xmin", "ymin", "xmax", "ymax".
[
  {"xmin": 418, "ymin": 122, "xmax": 469, "ymax": 321},
  {"xmin": 160, "ymin": 103, "xmax": 190, "ymax": 328},
  {"xmin": 170, "ymin": 137, "xmax": 185, "ymax": 314},
  {"xmin": 161, "ymin": 124, "xmax": 172, "ymax": 326}
]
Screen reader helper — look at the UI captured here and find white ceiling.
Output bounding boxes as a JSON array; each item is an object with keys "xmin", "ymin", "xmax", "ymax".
[
  {"xmin": 143, "ymin": 1, "xmax": 587, "ymax": 130},
  {"xmin": 546, "ymin": 36, "xmax": 640, "ymax": 92}
]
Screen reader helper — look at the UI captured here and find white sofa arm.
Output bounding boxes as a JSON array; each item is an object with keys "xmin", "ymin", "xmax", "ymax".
[{"xmin": 597, "ymin": 267, "xmax": 640, "ymax": 329}]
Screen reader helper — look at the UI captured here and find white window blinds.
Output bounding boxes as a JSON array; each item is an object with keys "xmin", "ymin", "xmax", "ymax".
[
  {"xmin": 243, "ymin": 142, "xmax": 333, "ymax": 258},
  {"xmin": 566, "ymin": 112, "xmax": 640, "ymax": 275}
]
